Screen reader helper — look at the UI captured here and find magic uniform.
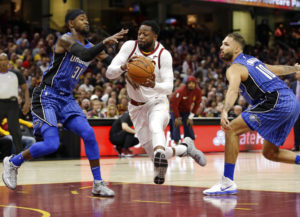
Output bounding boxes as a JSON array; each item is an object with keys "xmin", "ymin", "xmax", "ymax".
[
  {"xmin": 32, "ymin": 32, "xmax": 92, "ymax": 135},
  {"xmin": 107, "ymin": 40, "xmax": 173, "ymax": 147},
  {"xmin": 235, "ymin": 53, "xmax": 300, "ymax": 146}
]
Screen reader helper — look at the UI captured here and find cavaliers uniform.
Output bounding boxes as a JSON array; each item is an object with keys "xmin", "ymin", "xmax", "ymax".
[
  {"xmin": 235, "ymin": 53, "xmax": 300, "ymax": 146},
  {"xmin": 31, "ymin": 32, "xmax": 92, "ymax": 136},
  {"xmin": 107, "ymin": 40, "xmax": 173, "ymax": 148}
]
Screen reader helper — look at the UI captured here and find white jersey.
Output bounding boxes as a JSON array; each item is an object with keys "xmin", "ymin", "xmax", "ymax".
[{"xmin": 106, "ymin": 40, "xmax": 174, "ymax": 102}]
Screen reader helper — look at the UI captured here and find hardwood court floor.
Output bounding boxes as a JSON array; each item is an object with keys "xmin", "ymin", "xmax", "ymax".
[{"xmin": 0, "ymin": 152, "xmax": 299, "ymax": 217}]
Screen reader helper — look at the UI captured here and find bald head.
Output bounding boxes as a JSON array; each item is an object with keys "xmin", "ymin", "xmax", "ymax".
[
  {"xmin": 0, "ymin": 52, "xmax": 9, "ymax": 72},
  {"xmin": 0, "ymin": 52, "xmax": 8, "ymax": 60}
]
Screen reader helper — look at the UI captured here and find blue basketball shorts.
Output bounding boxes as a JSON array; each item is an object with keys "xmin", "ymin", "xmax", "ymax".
[
  {"xmin": 31, "ymin": 84, "xmax": 86, "ymax": 137},
  {"xmin": 241, "ymin": 90, "xmax": 300, "ymax": 147}
]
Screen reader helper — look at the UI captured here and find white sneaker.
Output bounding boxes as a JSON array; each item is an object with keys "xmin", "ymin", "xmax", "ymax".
[
  {"xmin": 92, "ymin": 181, "xmax": 115, "ymax": 197},
  {"xmin": 203, "ymin": 176, "xmax": 238, "ymax": 195},
  {"xmin": 153, "ymin": 150, "xmax": 168, "ymax": 184},
  {"xmin": 2, "ymin": 155, "xmax": 18, "ymax": 190},
  {"xmin": 183, "ymin": 137, "xmax": 207, "ymax": 166}
]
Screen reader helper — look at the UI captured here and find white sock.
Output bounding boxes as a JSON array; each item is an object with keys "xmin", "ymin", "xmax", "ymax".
[
  {"xmin": 165, "ymin": 144, "xmax": 187, "ymax": 159},
  {"xmin": 174, "ymin": 144, "xmax": 187, "ymax": 156}
]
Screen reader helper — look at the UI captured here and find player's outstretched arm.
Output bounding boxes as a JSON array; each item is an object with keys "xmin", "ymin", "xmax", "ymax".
[
  {"xmin": 265, "ymin": 63, "xmax": 300, "ymax": 76},
  {"xmin": 56, "ymin": 29, "xmax": 128, "ymax": 62}
]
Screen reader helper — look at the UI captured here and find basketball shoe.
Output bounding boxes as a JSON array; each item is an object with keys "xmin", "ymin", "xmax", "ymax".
[
  {"xmin": 92, "ymin": 181, "xmax": 115, "ymax": 197},
  {"xmin": 203, "ymin": 176, "xmax": 237, "ymax": 195},
  {"xmin": 153, "ymin": 150, "xmax": 168, "ymax": 184},
  {"xmin": 2, "ymin": 155, "xmax": 18, "ymax": 190},
  {"xmin": 183, "ymin": 137, "xmax": 207, "ymax": 166}
]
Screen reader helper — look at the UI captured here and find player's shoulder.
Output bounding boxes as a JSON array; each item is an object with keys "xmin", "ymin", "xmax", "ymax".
[
  {"xmin": 159, "ymin": 45, "xmax": 172, "ymax": 59},
  {"xmin": 121, "ymin": 40, "xmax": 137, "ymax": 49},
  {"xmin": 59, "ymin": 32, "xmax": 72, "ymax": 41}
]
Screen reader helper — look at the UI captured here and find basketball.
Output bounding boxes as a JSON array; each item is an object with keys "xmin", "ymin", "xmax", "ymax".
[{"xmin": 127, "ymin": 56, "xmax": 155, "ymax": 84}]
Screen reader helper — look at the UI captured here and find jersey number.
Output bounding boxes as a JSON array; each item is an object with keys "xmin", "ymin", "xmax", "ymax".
[
  {"xmin": 255, "ymin": 64, "xmax": 276, "ymax": 80},
  {"xmin": 72, "ymin": 66, "xmax": 83, "ymax": 80}
]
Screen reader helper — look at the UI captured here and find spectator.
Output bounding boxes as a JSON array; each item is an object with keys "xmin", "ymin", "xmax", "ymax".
[
  {"xmin": 105, "ymin": 104, "xmax": 118, "ymax": 118},
  {"xmin": 88, "ymin": 99, "xmax": 104, "ymax": 119},
  {"xmin": 170, "ymin": 76, "xmax": 202, "ymax": 144}
]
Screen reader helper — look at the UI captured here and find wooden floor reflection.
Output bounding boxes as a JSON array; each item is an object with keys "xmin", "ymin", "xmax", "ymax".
[{"xmin": 0, "ymin": 152, "xmax": 300, "ymax": 217}]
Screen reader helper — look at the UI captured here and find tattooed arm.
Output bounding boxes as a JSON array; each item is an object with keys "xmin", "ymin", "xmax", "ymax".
[{"xmin": 265, "ymin": 63, "xmax": 300, "ymax": 76}]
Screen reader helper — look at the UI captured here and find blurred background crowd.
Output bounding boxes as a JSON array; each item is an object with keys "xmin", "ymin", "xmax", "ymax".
[{"xmin": 0, "ymin": 20, "xmax": 299, "ymax": 121}]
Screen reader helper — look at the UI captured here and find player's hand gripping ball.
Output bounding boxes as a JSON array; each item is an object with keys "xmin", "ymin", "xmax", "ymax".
[{"xmin": 127, "ymin": 56, "xmax": 155, "ymax": 85}]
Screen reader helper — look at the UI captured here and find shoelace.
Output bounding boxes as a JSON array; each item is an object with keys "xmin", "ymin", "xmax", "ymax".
[{"xmin": 7, "ymin": 165, "xmax": 18, "ymax": 179}]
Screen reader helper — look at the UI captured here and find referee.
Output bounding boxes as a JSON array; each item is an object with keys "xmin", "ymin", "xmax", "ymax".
[{"xmin": 0, "ymin": 53, "xmax": 30, "ymax": 154}]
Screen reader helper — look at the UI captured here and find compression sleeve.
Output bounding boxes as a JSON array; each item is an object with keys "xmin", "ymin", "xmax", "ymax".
[{"xmin": 70, "ymin": 42, "xmax": 105, "ymax": 62}]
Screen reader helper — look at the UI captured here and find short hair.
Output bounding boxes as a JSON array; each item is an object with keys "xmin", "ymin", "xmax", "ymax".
[
  {"xmin": 227, "ymin": 32, "xmax": 245, "ymax": 50},
  {"xmin": 141, "ymin": 20, "xmax": 160, "ymax": 35}
]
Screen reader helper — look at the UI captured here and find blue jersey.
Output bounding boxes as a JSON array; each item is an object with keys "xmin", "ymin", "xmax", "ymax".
[
  {"xmin": 233, "ymin": 53, "xmax": 290, "ymax": 105},
  {"xmin": 42, "ymin": 32, "xmax": 92, "ymax": 94}
]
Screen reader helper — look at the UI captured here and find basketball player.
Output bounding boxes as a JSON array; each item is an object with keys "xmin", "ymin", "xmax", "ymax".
[
  {"xmin": 204, "ymin": 33, "xmax": 300, "ymax": 195},
  {"xmin": 2, "ymin": 9, "xmax": 128, "ymax": 196},
  {"xmin": 106, "ymin": 20, "xmax": 206, "ymax": 185}
]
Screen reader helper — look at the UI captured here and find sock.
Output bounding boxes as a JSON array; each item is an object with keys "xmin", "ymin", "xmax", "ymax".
[
  {"xmin": 295, "ymin": 155, "xmax": 300, "ymax": 164},
  {"xmin": 91, "ymin": 166, "xmax": 102, "ymax": 181},
  {"xmin": 224, "ymin": 163, "xmax": 235, "ymax": 180},
  {"xmin": 10, "ymin": 153, "xmax": 25, "ymax": 167},
  {"xmin": 165, "ymin": 147, "xmax": 173, "ymax": 159},
  {"xmin": 176, "ymin": 144, "xmax": 188, "ymax": 157}
]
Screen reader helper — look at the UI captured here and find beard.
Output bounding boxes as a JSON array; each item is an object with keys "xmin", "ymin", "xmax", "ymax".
[
  {"xmin": 138, "ymin": 40, "xmax": 153, "ymax": 51},
  {"xmin": 221, "ymin": 51, "xmax": 233, "ymax": 61},
  {"xmin": 79, "ymin": 28, "xmax": 89, "ymax": 37}
]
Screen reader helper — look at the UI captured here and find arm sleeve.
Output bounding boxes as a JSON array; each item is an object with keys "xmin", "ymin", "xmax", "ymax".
[
  {"xmin": 170, "ymin": 88, "xmax": 183, "ymax": 118},
  {"xmin": 191, "ymin": 88, "xmax": 202, "ymax": 114},
  {"xmin": 70, "ymin": 42, "xmax": 105, "ymax": 62},
  {"xmin": 106, "ymin": 41, "xmax": 135, "ymax": 79},
  {"xmin": 153, "ymin": 50, "xmax": 174, "ymax": 95}
]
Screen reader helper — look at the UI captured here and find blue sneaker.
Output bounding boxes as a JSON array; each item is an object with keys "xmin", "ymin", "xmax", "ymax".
[{"xmin": 203, "ymin": 176, "xmax": 237, "ymax": 195}]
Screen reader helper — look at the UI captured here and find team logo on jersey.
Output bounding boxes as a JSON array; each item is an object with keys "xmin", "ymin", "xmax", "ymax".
[
  {"xmin": 176, "ymin": 93, "xmax": 180, "ymax": 98},
  {"xmin": 249, "ymin": 114, "xmax": 261, "ymax": 126}
]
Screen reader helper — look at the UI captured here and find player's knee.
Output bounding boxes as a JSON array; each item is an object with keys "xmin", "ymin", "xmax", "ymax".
[
  {"xmin": 149, "ymin": 120, "xmax": 163, "ymax": 134},
  {"xmin": 262, "ymin": 149, "xmax": 278, "ymax": 161},
  {"xmin": 81, "ymin": 126, "xmax": 95, "ymax": 140},
  {"xmin": 226, "ymin": 128, "xmax": 239, "ymax": 137},
  {"xmin": 45, "ymin": 136, "xmax": 60, "ymax": 153}
]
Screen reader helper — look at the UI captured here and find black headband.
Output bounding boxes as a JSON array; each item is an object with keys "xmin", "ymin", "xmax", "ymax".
[{"xmin": 65, "ymin": 9, "xmax": 86, "ymax": 25}]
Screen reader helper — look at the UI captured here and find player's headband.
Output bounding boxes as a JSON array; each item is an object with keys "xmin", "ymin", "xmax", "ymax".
[{"xmin": 65, "ymin": 9, "xmax": 86, "ymax": 25}]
